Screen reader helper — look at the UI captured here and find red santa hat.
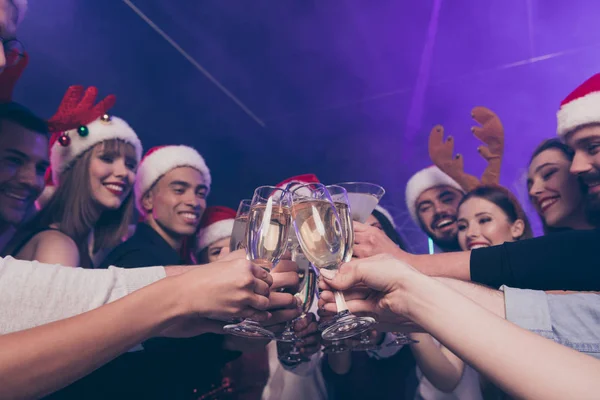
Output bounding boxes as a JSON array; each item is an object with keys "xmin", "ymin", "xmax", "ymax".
[
  {"xmin": 276, "ymin": 173, "xmax": 320, "ymax": 194},
  {"xmin": 557, "ymin": 73, "xmax": 600, "ymax": 138},
  {"xmin": 196, "ymin": 206, "xmax": 236, "ymax": 251},
  {"xmin": 405, "ymin": 166, "xmax": 463, "ymax": 225},
  {"xmin": 134, "ymin": 145, "xmax": 211, "ymax": 215},
  {"xmin": 47, "ymin": 86, "xmax": 143, "ymax": 185}
]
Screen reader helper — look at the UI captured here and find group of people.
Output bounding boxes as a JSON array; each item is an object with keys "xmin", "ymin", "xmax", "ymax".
[{"xmin": 1, "ymin": 1, "xmax": 600, "ymax": 399}]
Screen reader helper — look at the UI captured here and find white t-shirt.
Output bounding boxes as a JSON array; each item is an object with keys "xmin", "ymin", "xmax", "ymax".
[{"xmin": 414, "ymin": 340, "xmax": 483, "ymax": 400}]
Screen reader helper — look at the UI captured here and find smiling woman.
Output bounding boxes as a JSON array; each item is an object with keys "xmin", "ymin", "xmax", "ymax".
[
  {"xmin": 528, "ymin": 139, "xmax": 595, "ymax": 234},
  {"xmin": 3, "ymin": 86, "xmax": 142, "ymax": 268},
  {"xmin": 456, "ymin": 186, "xmax": 532, "ymax": 251}
]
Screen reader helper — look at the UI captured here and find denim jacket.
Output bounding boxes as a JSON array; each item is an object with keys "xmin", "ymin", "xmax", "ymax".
[{"xmin": 502, "ymin": 286, "xmax": 600, "ymax": 358}]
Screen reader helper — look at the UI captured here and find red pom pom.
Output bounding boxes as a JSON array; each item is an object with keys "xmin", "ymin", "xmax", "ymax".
[{"xmin": 58, "ymin": 133, "xmax": 71, "ymax": 147}]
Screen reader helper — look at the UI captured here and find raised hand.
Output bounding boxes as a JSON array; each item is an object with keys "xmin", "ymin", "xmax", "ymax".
[
  {"xmin": 170, "ymin": 258, "xmax": 272, "ymax": 322},
  {"xmin": 318, "ymin": 254, "xmax": 424, "ymax": 324},
  {"xmin": 352, "ymin": 221, "xmax": 405, "ymax": 259},
  {"xmin": 262, "ymin": 259, "xmax": 302, "ymax": 326}
]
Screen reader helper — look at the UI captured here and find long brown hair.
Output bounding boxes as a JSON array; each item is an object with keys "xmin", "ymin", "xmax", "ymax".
[{"xmin": 15, "ymin": 139, "xmax": 136, "ymax": 268}]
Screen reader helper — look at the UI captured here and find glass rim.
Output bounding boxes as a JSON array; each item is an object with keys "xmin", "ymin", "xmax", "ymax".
[
  {"xmin": 252, "ymin": 185, "xmax": 291, "ymax": 204},
  {"xmin": 333, "ymin": 181, "xmax": 385, "ymax": 196}
]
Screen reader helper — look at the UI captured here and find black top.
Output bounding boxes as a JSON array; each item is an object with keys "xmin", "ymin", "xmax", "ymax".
[
  {"xmin": 47, "ymin": 223, "xmax": 240, "ymax": 400},
  {"xmin": 471, "ymin": 228, "xmax": 600, "ymax": 290}
]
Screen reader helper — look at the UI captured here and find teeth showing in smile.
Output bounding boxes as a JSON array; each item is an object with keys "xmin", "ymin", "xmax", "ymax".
[
  {"xmin": 539, "ymin": 197, "xmax": 558, "ymax": 211},
  {"xmin": 181, "ymin": 212, "xmax": 198, "ymax": 222},
  {"xmin": 105, "ymin": 184, "xmax": 124, "ymax": 193},
  {"xmin": 5, "ymin": 192, "xmax": 28, "ymax": 201},
  {"xmin": 436, "ymin": 219, "xmax": 454, "ymax": 229},
  {"xmin": 469, "ymin": 244, "xmax": 489, "ymax": 250}
]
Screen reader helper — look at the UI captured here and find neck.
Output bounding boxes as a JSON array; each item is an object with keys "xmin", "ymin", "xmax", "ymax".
[
  {"xmin": 0, "ymin": 222, "xmax": 15, "ymax": 253},
  {"xmin": 145, "ymin": 218, "xmax": 182, "ymax": 251}
]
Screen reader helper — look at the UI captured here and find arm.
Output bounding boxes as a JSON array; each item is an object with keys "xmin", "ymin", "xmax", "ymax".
[
  {"xmin": 406, "ymin": 275, "xmax": 600, "ymax": 399},
  {"xmin": 0, "ymin": 256, "xmax": 165, "ymax": 334},
  {"xmin": 356, "ymin": 221, "xmax": 600, "ymax": 290},
  {"xmin": 409, "ymin": 334, "xmax": 464, "ymax": 392},
  {"xmin": 321, "ymin": 256, "xmax": 600, "ymax": 400},
  {"xmin": 0, "ymin": 277, "xmax": 184, "ymax": 399},
  {"xmin": 0, "ymin": 258, "xmax": 271, "ymax": 399}
]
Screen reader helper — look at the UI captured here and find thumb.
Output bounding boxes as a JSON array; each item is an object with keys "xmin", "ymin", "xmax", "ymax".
[{"xmin": 319, "ymin": 262, "xmax": 362, "ymax": 290}]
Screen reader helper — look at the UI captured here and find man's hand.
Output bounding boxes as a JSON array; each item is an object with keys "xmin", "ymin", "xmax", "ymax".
[
  {"xmin": 293, "ymin": 313, "xmax": 321, "ymax": 357},
  {"xmin": 318, "ymin": 254, "xmax": 427, "ymax": 324},
  {"xmin": 171, "ymin": 258, "xmax": 272, "ymax": 322},
  {"xmin": 263, "ymin": 260, "xmax": 302, "ymax": 326},
  {"xmin": 353, "ymin": 222, "xmax": 405, "ymax": 259}
]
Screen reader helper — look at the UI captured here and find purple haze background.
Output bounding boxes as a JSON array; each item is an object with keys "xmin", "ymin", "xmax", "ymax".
[{"xmin": 14, "ymin": 0, "xmax": 600, "ymax": 253}]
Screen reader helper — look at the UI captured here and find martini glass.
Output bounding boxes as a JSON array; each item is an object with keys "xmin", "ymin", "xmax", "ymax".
[{"xmin": 334, "ymin": 182, "xmax": 385, "ymax": 223}]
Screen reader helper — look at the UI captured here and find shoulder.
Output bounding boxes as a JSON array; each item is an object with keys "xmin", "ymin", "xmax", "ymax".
[
  {"xmin": 31, "ymin": 230, "xmax": 80, "ymax": 267},
  {"xmin": 99, "ymin": 239, "xmax": 157, "ymax": 269}
]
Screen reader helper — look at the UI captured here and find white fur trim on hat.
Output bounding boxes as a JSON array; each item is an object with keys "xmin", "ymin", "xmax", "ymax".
[
  {"xmin": 134, "ymin": 145, "xmax": 211, "ymax": 215},
  {"xmin": 374, "ymin": 205, "xmax": 396, "ymax": 228},
  {"xmin": 197, "ymin": 218, "xmax": 234, "ymax": 251},
  {"xmin": 556, "ymin": 91, "xmax": 600, "ymax": 138},
  {"xmin": 50, "ymin": 116, "xmax": 143, "ymax": 185},
  {"xmin": 34, "ymin": 185, "xmax": 55, "ymax": 211},
  {"xmin": 13, "ymin": 0, "xmax": 27, "ymax": 25},
  {"xmin": 405, "ymin": 166, "xmax": 463, "ymax": 225}
]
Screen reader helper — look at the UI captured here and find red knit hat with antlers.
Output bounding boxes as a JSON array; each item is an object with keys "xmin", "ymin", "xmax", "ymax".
[
  {"xmin": 196, "ymin": 206, "xmax": 236, "ymax": 251},
  {"xmin": 47, "ymin": 86, "xmax": 143, "ymax": 185}
]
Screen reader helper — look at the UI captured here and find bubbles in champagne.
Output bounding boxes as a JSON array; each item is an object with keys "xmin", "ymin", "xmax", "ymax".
[
  {"xmin": 292, "ymin": 199, "xmax": 344, "ymax": 270},
  {"xmin": 246, "ymin": 203, "xmax": 291, "ymax": 270}
]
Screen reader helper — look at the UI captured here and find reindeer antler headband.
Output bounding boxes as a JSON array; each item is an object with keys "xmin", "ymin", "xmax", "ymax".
[{"xmin": 428, "ymin": 106, "xmax": 505, "ymax": 192}]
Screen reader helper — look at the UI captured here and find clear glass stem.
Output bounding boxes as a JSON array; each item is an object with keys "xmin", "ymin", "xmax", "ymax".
[{"xmin": 334, "ymin": 291, "xmax": 348, "ymax": 312}]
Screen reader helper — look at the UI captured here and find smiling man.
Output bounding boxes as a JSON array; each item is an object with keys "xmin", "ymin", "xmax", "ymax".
[
  {"xmin": 405, "ymin": 165, "xmax": 465, "ymax": 253},
  {"xmin": 557, "ymin": 73, "xmax": 600, "ymax": 220}
]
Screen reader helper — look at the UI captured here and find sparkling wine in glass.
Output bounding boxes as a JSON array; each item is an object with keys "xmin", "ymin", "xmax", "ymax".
[
  {"xmin": 229, "ymin": 199, "xmax": 251, "ymax": 252},
  {"xmin": 291, "ymin": 183, "xmax": 375, "ymax": 341},
  {"xmin": 224, "ymin": 187, "xmax": 291, "ymax": 339},
  {"xmin": 334, "ymin": 182, "xmax": 385, "ymax": 222}
]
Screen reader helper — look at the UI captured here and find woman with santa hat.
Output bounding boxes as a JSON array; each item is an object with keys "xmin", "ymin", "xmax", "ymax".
[
  {"xmin": 196, "ymin": 206, "xmax": 236, "ymax": 263},
  {"xmin": 5, "ymin": 85, "xmax": 142, "ymax": 268}
]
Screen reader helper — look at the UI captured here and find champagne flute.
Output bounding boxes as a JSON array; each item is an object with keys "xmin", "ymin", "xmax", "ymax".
[
  {"xmin": 290, "ymin": 183, "xmax": 375, "ymax": 341},
  {"xmin": 223, "ymin": 187, "xmax": 291, "ymax": 339},
  {"xmin": 229, "ymin": 199, "xmax": 252, "ymax": 252},
  {"xmin": 277, "ymin": 261, "xmax": 318, "ymax": 362},
  {"xmin": 277, "ymin": 233, "xmax": 316, "ymax": 343}
]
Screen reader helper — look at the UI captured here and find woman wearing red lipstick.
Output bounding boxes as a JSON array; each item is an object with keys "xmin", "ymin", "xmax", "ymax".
[
  {"xmin": 528, "ymin": 139, "xmax": 595, "ymax": 234},
  {"xmin": 4, "ymin": 86, "xmax": 142, "ymax": 268}
]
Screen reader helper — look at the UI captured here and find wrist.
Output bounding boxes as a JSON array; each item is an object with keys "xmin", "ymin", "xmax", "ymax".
[{"xmin": 403, "ymin": 273, "xmax": 440, "ymax": 325}]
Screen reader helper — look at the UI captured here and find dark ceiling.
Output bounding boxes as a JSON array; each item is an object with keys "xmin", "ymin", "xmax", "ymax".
[{"xmin": 15, "ymin": 0, "xmax": 600, "ymax": 251}]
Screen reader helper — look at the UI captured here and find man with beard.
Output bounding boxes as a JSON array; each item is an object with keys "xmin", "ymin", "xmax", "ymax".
[{"xmin": 405, "ymin": 165, "xmax": 464, "ymax": 253}]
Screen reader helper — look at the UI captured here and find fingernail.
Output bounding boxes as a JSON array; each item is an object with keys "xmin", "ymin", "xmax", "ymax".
[
  {"xmin": 471, "ymin": 127, "xmax": 475, "ymax": 133},
  {"xmin": 320, "ymin": 269, "xmax": 335, "ymax": 280}
]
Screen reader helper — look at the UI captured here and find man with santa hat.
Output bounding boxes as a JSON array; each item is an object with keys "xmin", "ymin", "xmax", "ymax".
[{"xmin": 404, "ymin": 165, "xmax": 464, "ymax": 253}]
